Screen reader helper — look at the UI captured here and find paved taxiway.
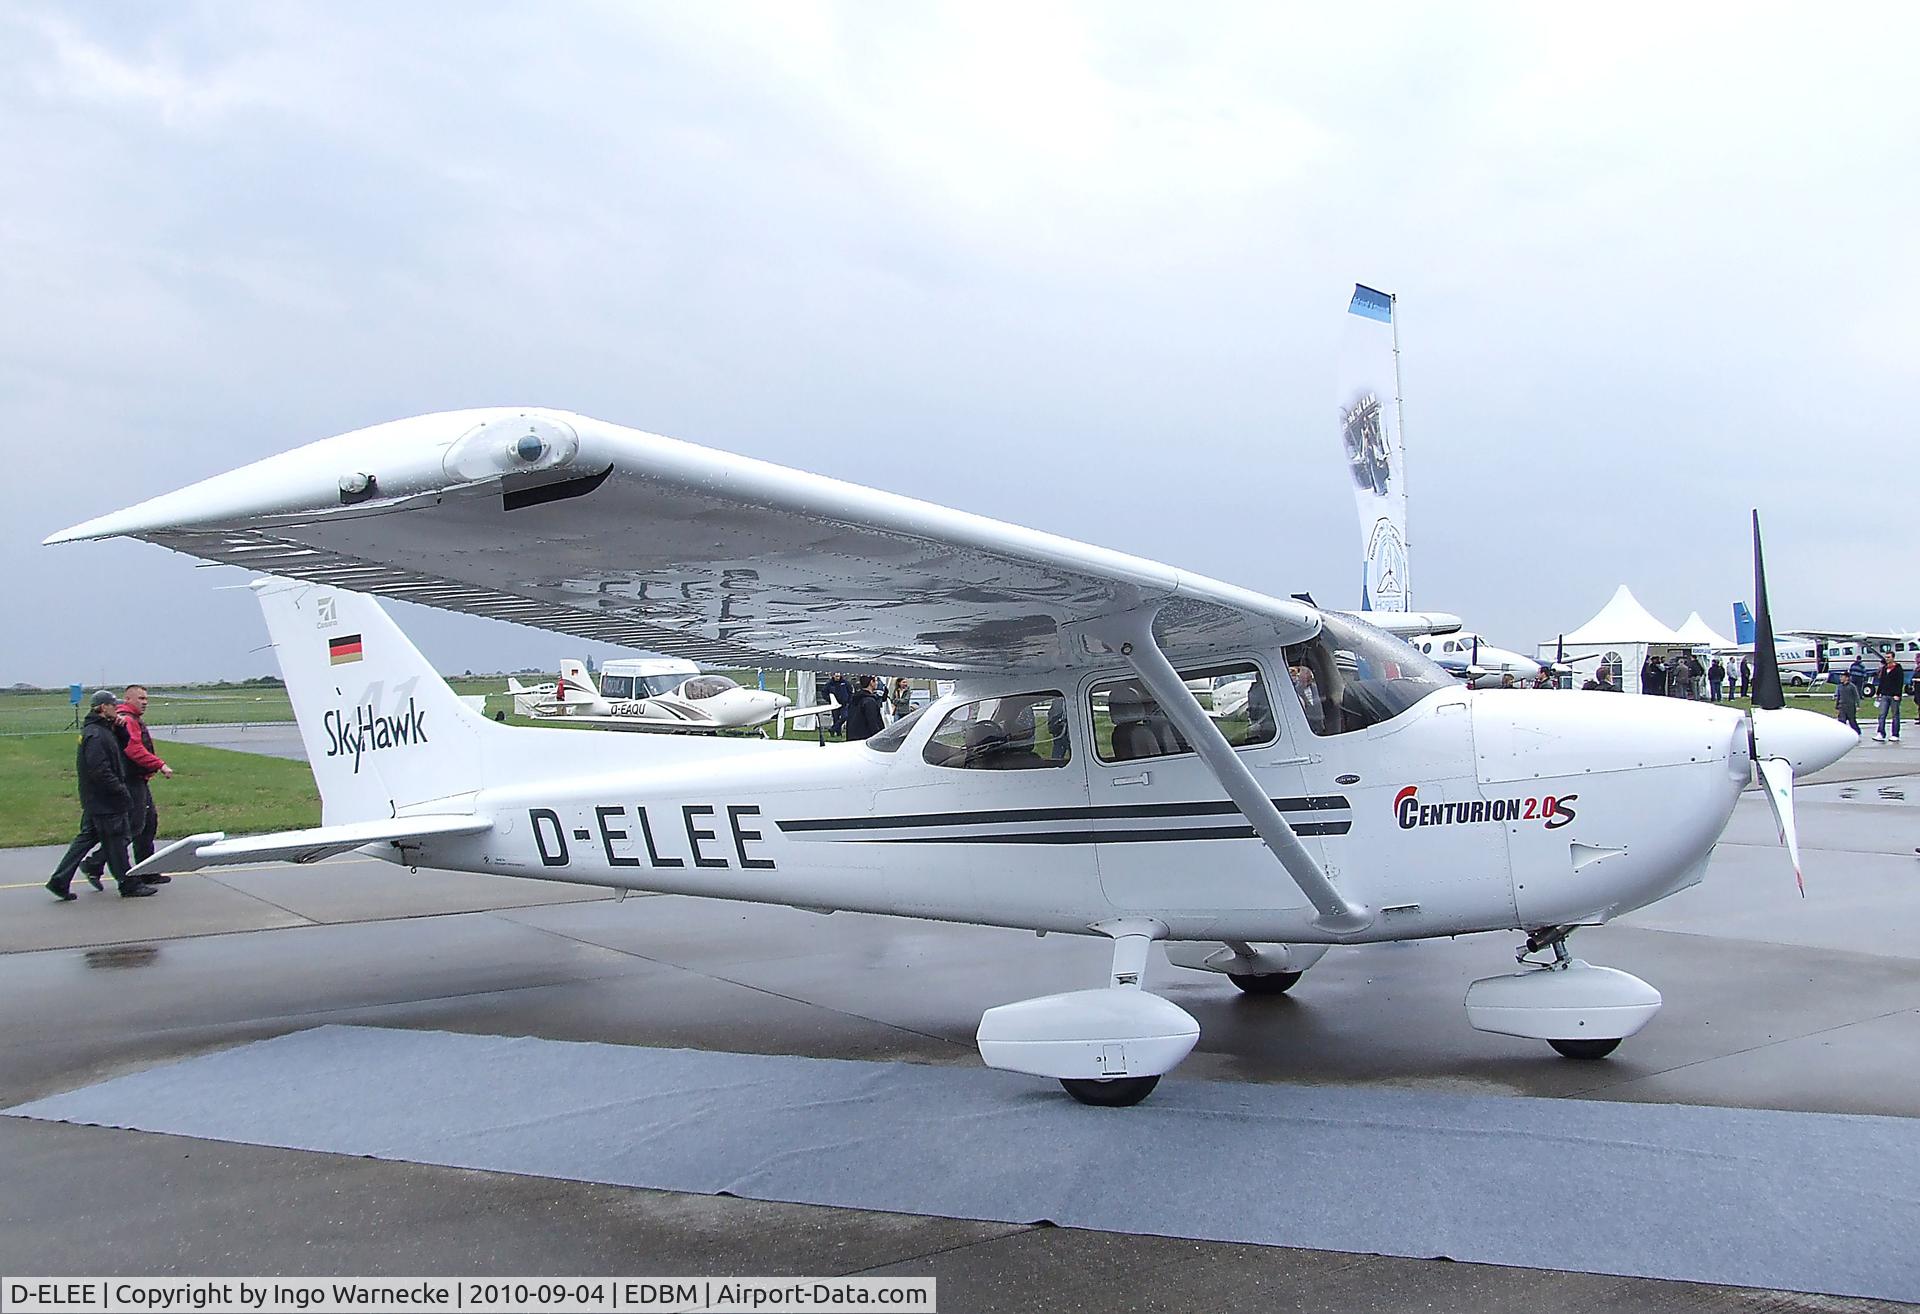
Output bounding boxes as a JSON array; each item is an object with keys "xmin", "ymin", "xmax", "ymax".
[{"xmin": 3, "ymin": 738, "xmax": 1918, "ymax": 1310}]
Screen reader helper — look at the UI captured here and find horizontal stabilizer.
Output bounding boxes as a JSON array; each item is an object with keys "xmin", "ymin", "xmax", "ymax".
[{"xmin": 132, "ymin": 815, "xmax": 493, "ymax": 877}]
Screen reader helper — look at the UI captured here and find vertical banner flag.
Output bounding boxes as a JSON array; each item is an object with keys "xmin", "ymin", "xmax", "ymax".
[{"xmin": 1338, "ymin": 284, "xmax": 1409, "ymax": 612}]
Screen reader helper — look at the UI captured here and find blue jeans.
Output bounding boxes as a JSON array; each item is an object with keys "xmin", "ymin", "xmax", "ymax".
[{"xmin": 1877, "ymin": 696, "xmax": 1901, "ymax": 738}]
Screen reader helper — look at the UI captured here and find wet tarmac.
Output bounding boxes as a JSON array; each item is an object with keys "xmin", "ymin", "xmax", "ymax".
[
  {"xmin": 153, "ymin": 721, "xmax": 309, "ymax": 760},
  {"xmin": 3, "ymin": 743, "xmax": 1918, "ymax": 1309}
]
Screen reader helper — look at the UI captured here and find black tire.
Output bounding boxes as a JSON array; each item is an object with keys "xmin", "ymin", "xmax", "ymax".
[
  {"xmin": 1227, "ymin": 970, "xmax": 1303, "ymax": 996},
  {"xmin": 1548, "ymin": 1036, "xmax": 1621, "ymax": 1060},
  {"xmin": 1060, "ymin": 1075, "xmax": 1160, "ymax": 1107}
]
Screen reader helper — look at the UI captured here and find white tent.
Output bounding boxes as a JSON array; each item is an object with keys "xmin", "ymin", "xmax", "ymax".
[
  {"xmin": 1541, "ymin": 585, "xmax": 1686, "ymax": 693},
  {"xmin": 1673, "ymin": 611, "xmax": 1736, "ymax": 650}
]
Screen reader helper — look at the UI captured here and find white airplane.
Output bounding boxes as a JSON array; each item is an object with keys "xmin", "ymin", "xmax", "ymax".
[
  {"xmin": 508, "ymin": 657, "xmax": 807, "ymax": 734},
  {"xmin": 49, "ymin": 411, "xmax": 1856, "ymax": 1106},
  {"xmin": 1410, "ymin": 632, "xmax": 1539, "ymax": 686}
]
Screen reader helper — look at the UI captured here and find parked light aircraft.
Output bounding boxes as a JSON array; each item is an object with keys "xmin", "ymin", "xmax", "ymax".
[
  {"xmin": 1410, "ymin": 632, "xmax": 1543, "ymax": 687},
  {"xmin": 508, "ymin": 657, "xmax": 809, "ymax": 734},
  {"xmin": 1731, "ymin": 604, "xmax": 1919, "ymax": 687},
  {"xmin": 48, "ymin": 410, "xmax": 1857, "ymax": 1106}
]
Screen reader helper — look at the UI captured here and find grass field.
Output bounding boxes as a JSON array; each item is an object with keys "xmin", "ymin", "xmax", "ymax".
[
  {"xmin": 0, "ymin": 678, "xmax": 517, "ymax": 736},
  {"xmin": 0, "ymin": 673, "xmax": 829, "ymax": 737},
  {"xmin": 0, "ymin": 669, "xmax": 827, "ymax": 846},
  {"xmin": 0, "ymin": 735, "xmax": 322, "ymax": 848}
]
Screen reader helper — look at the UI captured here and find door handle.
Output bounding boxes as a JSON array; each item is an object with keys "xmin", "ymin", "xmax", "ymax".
[{"xmin": 1111, "ymin": 772, "xmax": 1151, "ymax": 787}]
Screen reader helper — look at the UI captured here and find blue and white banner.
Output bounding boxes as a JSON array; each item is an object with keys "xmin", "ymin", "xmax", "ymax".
[{"xmin": 1339, "ymin": 284, "xmax": 1408, "ymax": 611}]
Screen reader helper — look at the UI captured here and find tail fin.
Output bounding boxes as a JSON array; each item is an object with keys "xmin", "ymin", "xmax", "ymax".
[
  {"xmin": 1733, "ymin": 602, "xmax": 1756, "ymax": 646},
  {"xmin": 556, "ymin": 659, "xmax": 600, "ymax": 705},
  {"xmin": 254, "ymin": 577, "xmax": 491, "ymax": 823}
]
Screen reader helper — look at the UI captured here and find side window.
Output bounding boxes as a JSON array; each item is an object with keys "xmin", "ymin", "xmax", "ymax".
[
  {"xmin": 600, "ymin": 675, "xmax": 632, "ymax": 698},
  {"xmin": 922, "ymin": 692, "xmax": 1070, "ymax": 770},
  {"xmin": 1091, "ymin": 662, "xmax": 1276, "ymax": 764}
]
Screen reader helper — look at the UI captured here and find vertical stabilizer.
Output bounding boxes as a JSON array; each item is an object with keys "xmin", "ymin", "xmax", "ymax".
[
  {"xmin": 1733, "ymin": 602, "xmax": 1756, "ymax": 646},
  {"xmin": 253, "ymin": 578, "xmax": 491, "ymax": 823},
  {"xmin": 556, "ymin": 659, "xmax": 599, "ymax": 704},
  {"xmin": 1339, "ymin": 284, "xmax": 1409, "ymax": 612}
]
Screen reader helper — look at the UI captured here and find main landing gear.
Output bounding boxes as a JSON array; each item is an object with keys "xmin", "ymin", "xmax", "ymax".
[
  {"xmin": 1228, "ymin": 970, "xmax": 1303, "ymax": 996},
  {"xmin": 975, "ymin": 919, "xmax": 1199, "ymax": 1107},
  {"xmin": 1165, "ymin": 941, "xmax": 1327, "ymax": 996},
  {"xmin": 1464, "ymin": 926, "xmax": 1662, "ymax": 1060}
]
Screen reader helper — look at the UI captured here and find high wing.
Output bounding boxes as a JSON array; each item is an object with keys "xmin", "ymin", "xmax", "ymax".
[
  {"xmin": 1348, "ymin": 610, "xmax": 1462, "ymax": 638},
  {"xmin": 1788, "ymin": 628, "xmax": 1908, "ymax": 643},
  {"xmin": 50, "ymin": 408, "xmax": 1319, "ymax": 672}
]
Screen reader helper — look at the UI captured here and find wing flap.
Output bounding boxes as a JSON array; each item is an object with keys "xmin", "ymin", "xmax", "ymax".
[{"xmin": 133, "ymin": 815, "xmax": 493, "ymax": 877}]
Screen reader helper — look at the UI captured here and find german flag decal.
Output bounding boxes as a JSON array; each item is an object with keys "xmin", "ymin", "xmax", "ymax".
[{"xmin": 329, "ymin": 634, "xmax": 364, "ymax": 665}]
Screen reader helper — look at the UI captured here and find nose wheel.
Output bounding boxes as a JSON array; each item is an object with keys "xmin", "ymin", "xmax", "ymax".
[
  {"xmin": 1465, "ymin": 927, "xmax": 1662, "ymax": 1059},
  {"xmin": 1060, "ymin": 1075, "xmax": 1161, "ymax": 1106}
]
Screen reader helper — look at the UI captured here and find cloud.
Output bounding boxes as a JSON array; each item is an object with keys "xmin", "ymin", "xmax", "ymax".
[{"xmin": 3, "ymin": 2, "xmax": 1917, "ymax": 685}]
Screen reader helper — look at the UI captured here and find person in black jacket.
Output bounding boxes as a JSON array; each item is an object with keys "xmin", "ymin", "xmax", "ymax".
[
  {"xmin": 1640, "ymin": 655, "xmax": 1666, "ymax": 696},
  {"xmin": 825, "ymin": 673, "xmax": 853, "ymax": 737},
  {"xmin": 1873, "ymin": 654, "xmax": 1905, "ymax": 742},
  {"xmin": 47, "ymin": 692, "xmax": 156, "ymax": 899},
  {"xmin": 843, "ymin": 676, "xmax": 887, "ymax": 742}
]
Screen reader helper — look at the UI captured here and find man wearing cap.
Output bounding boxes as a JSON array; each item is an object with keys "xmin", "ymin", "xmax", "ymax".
[
  {"xmin": 78, "ymin": 684, "xmax": 173, "ymax": 885},
  {"xmin": 45, "ymin": 691, "xmax": 155, "ymax": 900}
]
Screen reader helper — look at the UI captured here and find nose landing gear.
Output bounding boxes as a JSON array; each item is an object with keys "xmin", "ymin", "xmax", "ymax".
[{"xmin": 1464, "ymin": 926, "xmax": 1662, "ymax": 1059}]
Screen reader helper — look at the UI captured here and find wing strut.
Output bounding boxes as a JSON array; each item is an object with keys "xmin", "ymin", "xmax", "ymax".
[{"xmin": 1085, "ymin": 608, "xmax": 1374, "ymax": 935}]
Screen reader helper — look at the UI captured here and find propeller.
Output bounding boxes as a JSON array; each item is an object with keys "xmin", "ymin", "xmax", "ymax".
[{"xmin": 1745, "ymin": 510, "xmax": 1858, "ymax": 894}]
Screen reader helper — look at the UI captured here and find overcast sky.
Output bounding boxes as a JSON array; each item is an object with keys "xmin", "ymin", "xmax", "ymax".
[{"xmin": 4, "ymin": 2, "xmax": 1915, "ymax": 686}]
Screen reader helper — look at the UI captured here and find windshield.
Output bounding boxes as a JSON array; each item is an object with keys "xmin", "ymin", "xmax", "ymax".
[
  {"xmin": 864, "ymin": 705, "xmax": 927, "ymax": 753},
  {"xmin": 1286, "ymin": 613, "xmax": 1453, "ymax": 736}
]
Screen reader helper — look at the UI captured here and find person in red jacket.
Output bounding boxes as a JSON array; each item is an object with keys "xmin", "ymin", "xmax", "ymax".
[{"xmin": 80, "ymin": 684, "xmax": 173, "ymax": 887}]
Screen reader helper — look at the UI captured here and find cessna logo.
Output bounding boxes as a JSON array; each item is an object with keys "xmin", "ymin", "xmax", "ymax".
[
  {"xmin": 1395, "ymin": 785, "xmax": 1575, "ymax": 831},
  {"xmin": 323, "ymin": 698, "xmax": 428, "ymax": 774}
]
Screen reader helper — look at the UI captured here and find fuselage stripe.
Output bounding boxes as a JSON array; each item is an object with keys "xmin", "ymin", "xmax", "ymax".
[
  {"xmin": 843, "ymin": 821, "xmax": 1352, "ymax": 845},
  {"xmin": 774, "ymin": 795, "xmax": 1351, "ymax": 834}
]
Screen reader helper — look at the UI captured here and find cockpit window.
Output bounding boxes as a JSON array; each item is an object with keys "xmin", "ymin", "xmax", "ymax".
[
  {"xmin": 922, "ymin": 692, "xmax": 1070, "ymax": 769},
  {"xmin": 681, "ymin": 675, "xmax": 739, "ymax": 700},
  {"xmin": 1286, "ymin": 612, "xmax": 1452, "ymax": 736}
]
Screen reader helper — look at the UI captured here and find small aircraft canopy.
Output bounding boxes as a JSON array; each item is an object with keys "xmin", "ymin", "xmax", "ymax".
[{"xmin": 680, "ymin": 675, "xmax": 740, "ymax": 700}]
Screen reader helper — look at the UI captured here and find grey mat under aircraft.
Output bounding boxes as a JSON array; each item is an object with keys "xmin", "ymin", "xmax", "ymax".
[{"xmin": 10, "ymin": 1024, "xmax": 1918, "ymax": 1302}]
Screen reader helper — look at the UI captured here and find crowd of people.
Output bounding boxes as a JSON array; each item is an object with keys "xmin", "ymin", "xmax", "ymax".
[
  {"xmin": 1635, "ymin": 652, "xmax": 1752, "ymax": 701},
  {"xmin": 45, "ymin": 686, "xmax": 173, "ymax": 901}
]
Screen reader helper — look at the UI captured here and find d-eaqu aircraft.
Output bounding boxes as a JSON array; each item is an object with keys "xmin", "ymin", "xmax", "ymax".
[
  {"xmin": 508, "ymin": 657, "xmax": 809, "ymax": 734},
  {"xmin": 49, "ymin": 410, "xmax": 1856, "ymax": 1106}
]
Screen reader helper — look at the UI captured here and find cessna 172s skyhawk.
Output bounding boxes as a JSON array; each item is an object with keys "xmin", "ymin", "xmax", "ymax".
[{"xmin": 48, "ymin": 409, "xmax": 1856, "ymax": 1105}]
